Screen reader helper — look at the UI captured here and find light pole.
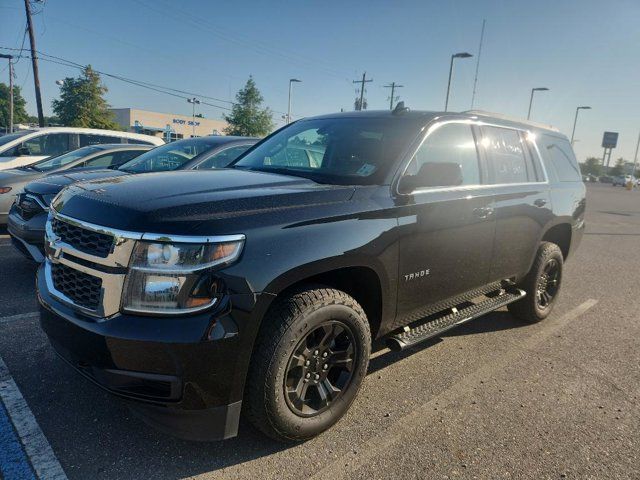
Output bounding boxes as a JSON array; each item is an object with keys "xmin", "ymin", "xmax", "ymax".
[
  {"xmin": 0, "ymin": 54, "xmax": 13, "ymax": 133},
  {"xmin": 444, "ymin": 52, "xmax": 473, "ymax": 112},
  {"xmin": 527, "ymin": 87, "xmax": 549, "ymax": 120},
  {"xmin": 287, "ymin": 79, "xmax": 301, "ymax": 124},
  {"xmin": 570, "ymin": 106, "xmax": 591, "ymax": 145},
  {"xmin": 187, "ymin": 97, "xmax": 200, "ymax": 137},
  {"xmin": 632, "ymin": 129, "xmax": 640, "ymax": 179}
]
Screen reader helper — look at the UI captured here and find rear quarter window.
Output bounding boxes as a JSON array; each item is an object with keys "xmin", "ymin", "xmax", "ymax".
[{"xmin": 537, "ymin": 134, "xmax": 581, "ymax": 182}]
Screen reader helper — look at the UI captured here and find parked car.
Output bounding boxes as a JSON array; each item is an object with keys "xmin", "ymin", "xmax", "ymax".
[
  {"xmin": 8, "ymin": 136, "xmax": 257, "ymax": 261},
  {"xmin": 612, "ymin": 175, "xmax": 637, "ymax": 187},
  {"xmin": 36, "ymin": 108, "xmax": 585, "ymax": 442},
  {"xmin": 0, "ymin": 127, "xmax": 164, "ymax": 171},
  {"xmin": 599, "ymin": 175, "xmax": 613, "ymax": 184},
  {"xmin": 0, "ymin": 144, "xmax": 152, "ymax": 225}
]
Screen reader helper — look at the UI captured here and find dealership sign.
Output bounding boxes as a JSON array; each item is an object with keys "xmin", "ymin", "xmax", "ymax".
[
  {"xmin": 173, "ymin": 118, "xmax": 200, "ymax": 127},
  {"xmin": 602, "ymin": 131, "xmax": 618, "ymax": 148}
]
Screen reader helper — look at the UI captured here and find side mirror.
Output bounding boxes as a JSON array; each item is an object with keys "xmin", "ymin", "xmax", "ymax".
[
  {"xmin": 16, "ymin": 145, "xmax": 31, "ymax": 156},
  {"xmin": 398, "ymin": 162, "xmax": 463, "ymax": 194}
]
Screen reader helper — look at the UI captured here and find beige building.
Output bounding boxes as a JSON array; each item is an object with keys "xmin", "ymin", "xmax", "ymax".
[{"xmin": 110, "ymin": 108, "xmax": 228, "ymax": 141}]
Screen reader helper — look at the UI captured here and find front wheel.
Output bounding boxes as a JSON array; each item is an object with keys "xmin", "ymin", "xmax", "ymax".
[
  {"xmin": 245, "ymin": 287, "xmax": 371, "ymax": 442},
  {"xmin": 508, "ymin": 242, "xmax": 563, "ymax": 323}
]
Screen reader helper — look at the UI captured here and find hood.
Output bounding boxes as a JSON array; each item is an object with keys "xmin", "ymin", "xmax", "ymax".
[
  {"xmin": 52, "ymin": 169, "xmax": 356, "ymax": 233},
  {"xmin": 25, "ymin": 169, "xmax": 128, "ymax": 196}
]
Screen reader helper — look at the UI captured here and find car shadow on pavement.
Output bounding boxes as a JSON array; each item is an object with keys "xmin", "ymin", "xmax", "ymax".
[{"xmin": 367, "ymin": 310, "xmax": 528, "ymax": 375}]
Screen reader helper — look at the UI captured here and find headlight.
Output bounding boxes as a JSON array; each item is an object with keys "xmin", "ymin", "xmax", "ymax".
[{"xmin": 122, "ymin": 238, "xmax": 244, "ymax": 314}]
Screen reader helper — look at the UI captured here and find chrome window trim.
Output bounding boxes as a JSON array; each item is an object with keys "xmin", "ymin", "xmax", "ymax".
[{"xmin": 394, "ymin": 117, "xmax": 551, "ymax": 197}]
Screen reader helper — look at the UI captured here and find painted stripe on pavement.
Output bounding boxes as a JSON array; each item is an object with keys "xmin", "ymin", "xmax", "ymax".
[
  {"xmin": 0, "ymin": 355, "xmax": 67, "ymax": 480},
  {"xmin": 0, "ymin": 400, "xmax": 36, "ymax": 480}
]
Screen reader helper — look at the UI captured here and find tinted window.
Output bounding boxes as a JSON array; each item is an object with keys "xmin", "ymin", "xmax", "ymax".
[
  {"xmin": 0, "ymin": 131, "xmax": 32, "ymax": 150},
  {"xmin": 481, "ymin": 126, "xmax": 529, "ymax": 184},
  {"xmin": 22, "ymin": 133, "xmax": 70, "ymax": 157},
  {"xmin": 119, "ymin": 138, "xmax": 220, "ymax": 173},
  {"xmin": 111, "ymin": 150, "xmax": 144, "ymax": 166},
  {"xmin": 196, "ymin": 145, "xmax": 252, "ymax": 170},
  {"xmin": 406, "ymin": 123, "xmax": 480, "ymax": 185},
  {"xmin": 30, "ymin": 145, "xmax": 103, "ymax": 171},
  {"xmin": 234, "ymin": 117, "xmax": 422, "ymax": 185},
  {"xmin": 79, "ymin": 134, "xmax": 123, "ymax": 146},
  {"xmin": 537, "ymin": 134, "xmax": 581, "ymax": 182},
  {"xmin": 82, "ymin": 153, "xmax": 116, "ymax": 168}
]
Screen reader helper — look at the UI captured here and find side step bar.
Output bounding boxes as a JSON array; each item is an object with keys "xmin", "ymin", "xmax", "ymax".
[{"xmin": 386, "ymin": 288, "xmax": 526, "ymax": 351}]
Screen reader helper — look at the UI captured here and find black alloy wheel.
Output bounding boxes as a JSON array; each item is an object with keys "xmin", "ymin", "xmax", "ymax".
[
  {"xmin": 284, "ymin": 321, "xmax": 356, "ymax": 417},
  {"xmin": 536, "ymin": 258, "xmax": 560, "ymax": 309}
]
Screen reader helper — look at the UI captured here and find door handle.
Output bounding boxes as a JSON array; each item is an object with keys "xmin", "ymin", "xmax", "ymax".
[
  {"xmin": 534, "ymin": 199, "xmax": 547, "ymax": 208},
  {"xmin": 473, "ymin": 207, "xmax": 494, "ymax": 218}
]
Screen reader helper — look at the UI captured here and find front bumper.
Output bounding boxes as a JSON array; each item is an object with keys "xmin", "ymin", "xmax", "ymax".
[
  {"xmin": 7, "ymin": 206, "xmax": 47, "ymax": 262},
  {"xmin": 37, "ymin": 264, "xmax": 260, "ymax": 441}
]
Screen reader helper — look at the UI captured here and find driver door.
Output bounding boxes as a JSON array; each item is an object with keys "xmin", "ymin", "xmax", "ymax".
[{"xmin": 395, "ymin": 122, "xmax": 496, "ymax": 325}]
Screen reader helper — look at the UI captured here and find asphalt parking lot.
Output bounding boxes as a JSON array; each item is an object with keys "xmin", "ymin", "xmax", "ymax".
[{"xmin": 0, "ymin": 183, "xmax": 638, "ymax": 480}]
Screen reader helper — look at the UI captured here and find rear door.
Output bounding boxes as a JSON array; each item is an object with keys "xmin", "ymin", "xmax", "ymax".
[
  {"xmin": 479, "ymin": 125, "xmax": 553, "ymax": 282},
  {"xmin": 395, "ymin": 121, "xmax": 496, "ymax": 326}
]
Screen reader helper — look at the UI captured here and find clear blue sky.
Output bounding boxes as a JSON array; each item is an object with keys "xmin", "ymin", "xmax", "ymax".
[{"xmin": 1, "ymin": 0, "xmax": 639, "ymax": 162}]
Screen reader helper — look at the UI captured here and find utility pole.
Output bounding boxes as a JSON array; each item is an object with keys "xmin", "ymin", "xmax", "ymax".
[
  {"xmin": 470, "ymin": 19, "xmax": 486, "ymax": 109},
  {"xmin": 187, "ymin": 97, "xmax": 200, "ymax": 137},
  {"xmin": 383, "ymin": 82, "xmax": 404, "ymax": 110},
  {"xmin": 353, "ymin": 72, "xmax": 373, "ymax": 111},
  {"xmin": 24, "ymin": 0, "xmax": 44, "ymax": 127},
  {"xmin": 0, "ymin": 54, "xmax": 13, "ymax": 133}
]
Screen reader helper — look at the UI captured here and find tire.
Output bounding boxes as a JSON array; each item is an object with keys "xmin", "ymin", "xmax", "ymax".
[
  {"xmin": 244, "ymin": 286, "xmax": 371, "ymax": 442},
  {"xmin": 508, "ymin": 242, "xmax": 563, "ymax": 323}
]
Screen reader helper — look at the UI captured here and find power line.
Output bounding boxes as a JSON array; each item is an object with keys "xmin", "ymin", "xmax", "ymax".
[{"xmin": 0, "ymin": 46, "xmax": 290, "ymax": 115}]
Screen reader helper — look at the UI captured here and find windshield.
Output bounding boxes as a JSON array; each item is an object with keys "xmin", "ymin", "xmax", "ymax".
[
  {"xmin": 119, "ymin": 138, "xmax": 221, "ymax": 173},
  {"xmin": 232, "ymin": 117, "xmax": 422, "ymax": 185},
  {"xmin": 0, "ymin": 131, "xmax": 33, "ymax": 151},
  {"xmin": 29, "ymin": 146, "xmax": 103, "ymax": 172}
]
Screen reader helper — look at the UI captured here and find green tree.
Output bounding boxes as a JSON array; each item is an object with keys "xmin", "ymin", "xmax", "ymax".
[
  {"xmin": 0, "ymin": 83, "xmax": 29, "ymax": 129},
  {"xmin": 51, "ymin": 66, "xmax": 120, "ymax": 130},
  {"xmin": 609, "ymin": 157, "xmax": 626, "ymax": 177},
  {"xmin": 580, "ymin": 157, "xmax": 603, "ymax": 176},
  {"xmin": 223, "ymin": 76, "xmax": 274, "ymax": 136}
]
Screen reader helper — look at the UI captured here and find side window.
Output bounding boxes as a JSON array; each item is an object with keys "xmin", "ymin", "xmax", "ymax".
[
  {"xmin": 196, "ymin": 145, "xmax": 251, "ymax": 170},
  {"xmin": 22, "ymin": 133, "xmax": 70, "ymax": 157},
  {"xmin": 481, "ymin": 126, "xmax": 530, "ymax": 184},
  {"xmin": 110, "ymin": 150, "xmax": 144, "ymax": 167},
  {"xmin": 82, "ymin": 153, "xmax": 115, "ymax": 168},
  {"xmin": 537, "ymin": 135, "xmax": 581, "ymax": 182},
  {"xmin": 407, "ymin": 123, "xmax": 481, "ymax": 186},
  {"xmin": 79, "ymin": 134, "xmax": 123, "ymax": 147}
]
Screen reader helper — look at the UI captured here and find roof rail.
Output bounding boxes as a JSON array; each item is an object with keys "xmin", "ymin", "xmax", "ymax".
[{"xmin": 462, "ymin": 110, "xmax": 559, "ymax": 132}]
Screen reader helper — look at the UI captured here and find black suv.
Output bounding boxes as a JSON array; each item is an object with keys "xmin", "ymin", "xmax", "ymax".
[{"xmin": 36, "ymin": 108, "xmax": 585, "ymax": 442}]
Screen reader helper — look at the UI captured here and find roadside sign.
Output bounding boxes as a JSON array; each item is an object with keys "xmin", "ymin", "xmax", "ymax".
[{"xmin": 602, "ymin": 131, "xmax": 619, "ymax": 148}]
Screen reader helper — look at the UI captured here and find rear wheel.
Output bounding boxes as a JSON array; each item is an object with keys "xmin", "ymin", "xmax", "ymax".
[
  {"xmin": 245, "ymin": 287, "xmax": 371, "ymax": 442},
  {"xmin": 508, "ymin": 242, "xmax": 563, "ymax": 323}
]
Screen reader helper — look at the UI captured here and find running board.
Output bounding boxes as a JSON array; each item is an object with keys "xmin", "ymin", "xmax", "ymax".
[{"xmin": 386, "ymin": 289, "xmax": 526, "ymax": 351}]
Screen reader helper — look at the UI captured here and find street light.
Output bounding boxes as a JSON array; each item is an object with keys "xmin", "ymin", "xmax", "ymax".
[
  {"xmin": 0, "ymin": 54, "xmax": 13, "ymax": 133},
  {"xmin": 55, "ymin": 79, "xmax": 64, "ymax": 86},
  {"xmin": 287, "ymin": 78, "xmax": 302, "ymax": 124},
  {"xmin": 444, "ymin": 52, "xmax": 473, "ymax": 112},
  {"xmin": 570, "ymin": 106, "xmax": 591, "ymax": 145},
  {"xmin": 187, "ymin": 97, "xmax": 200, "ymax": 137},
  {"xmin": 527, "ymin": 87, "xmax": 549, "ymax": 120}
]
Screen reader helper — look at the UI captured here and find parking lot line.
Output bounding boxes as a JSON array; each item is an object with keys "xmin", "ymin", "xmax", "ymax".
[
  {"xmin": 310, "ymin": 299, "xmax": 599, "ymax": 480},
  {"xmin": 0, "ymin": 313, "xmax": 39, "ymax": 326},
  {"xmin": 0, "ymin": 401, "xmax": 36, "ymax": 480},
  {"xmin": 0, "ymin": 356, "xmax": 67, "ymax": 480}
]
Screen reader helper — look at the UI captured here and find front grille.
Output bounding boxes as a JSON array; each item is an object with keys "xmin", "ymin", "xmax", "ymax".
[
  {"xmin": 51, "ymin": 263, "xmax": 102, "ymax": 310},
  {"xmin": 15, "ymin": 194, "xmax": 45, "ymax": 220},
  {"xmin": 52, "ymin": 217, "xmax": 114, "ymax": 258}
]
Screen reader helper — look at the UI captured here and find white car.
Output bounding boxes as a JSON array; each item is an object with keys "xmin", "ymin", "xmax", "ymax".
[
  {"xmin": 612, "ymin": 175, "xmax": 638, "ymax": 187},
  {"xmin": 0, "ymin": 127, "xmax": 164, "ymax": 171}
]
